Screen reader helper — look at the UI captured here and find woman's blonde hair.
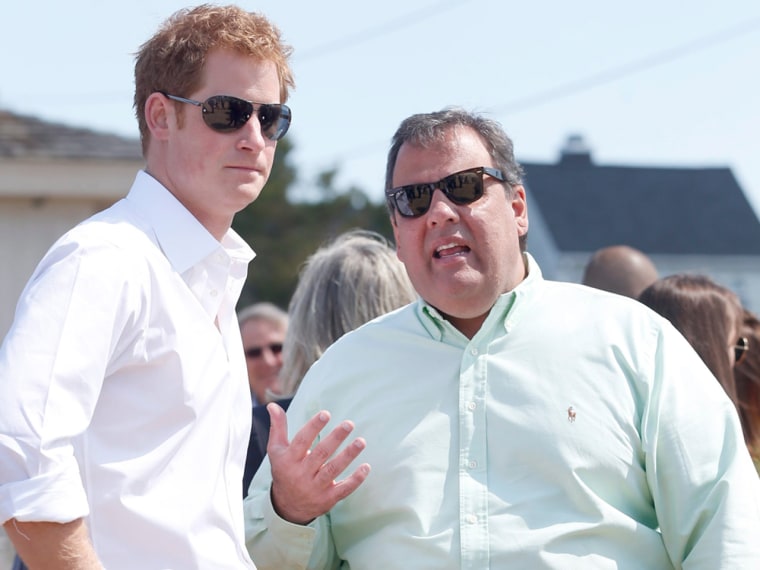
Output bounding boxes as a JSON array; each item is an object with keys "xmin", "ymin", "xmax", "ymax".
[{"xmin": 279, "ymin": 229, "xmax": 416, "ymax": 396}]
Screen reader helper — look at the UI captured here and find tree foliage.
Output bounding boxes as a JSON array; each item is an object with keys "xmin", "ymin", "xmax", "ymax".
[{"xmin": 232, "ymin": 138, "xmax": 394, "ymax": 310}]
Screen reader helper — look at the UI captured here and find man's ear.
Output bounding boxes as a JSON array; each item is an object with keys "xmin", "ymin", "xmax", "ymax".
[
  {"xmin": 389, "ymin": 213, "xmax": 404, "ymax": 261},
  {"xmin": 145, "ymin": 92, "xmax": 172, "ymax": 142},
  {"xmin": 512, "ymin": 185, "xmax": 529, "ymax": 237}
]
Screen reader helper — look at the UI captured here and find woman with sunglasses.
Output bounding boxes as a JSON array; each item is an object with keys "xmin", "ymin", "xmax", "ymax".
[
  {"xmin": 736, "ymin": 310, "xmax": 760, "ymax": 473},
  {"xmin": 639, "ymin": 274, "xmax": 746, "ymax": 415}
]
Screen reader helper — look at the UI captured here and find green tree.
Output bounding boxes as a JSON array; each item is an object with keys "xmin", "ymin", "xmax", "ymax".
[{"xmin": 232, "ymin": 139, "xmax": 393, "ymax": 310}]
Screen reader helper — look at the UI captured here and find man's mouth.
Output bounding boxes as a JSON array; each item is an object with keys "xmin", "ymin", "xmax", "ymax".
[{"xmin": 434, "ymin": 243, "xmax": 470, "ymax": 259}]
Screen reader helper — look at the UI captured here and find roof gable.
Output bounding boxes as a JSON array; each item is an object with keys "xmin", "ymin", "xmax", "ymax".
[{"xmin": 523, "ymin": 153, "xmax": 760, "ymax": 255}]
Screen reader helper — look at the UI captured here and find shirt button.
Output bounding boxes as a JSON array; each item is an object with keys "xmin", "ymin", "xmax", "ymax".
[
  {"xmin": 468, "ymin": 460, "xmax": 477, "ymax": 469},
  {"xmin": 210, "ymin": 289, "xmax": 218, "ymax": 297},
  {"xmin": 467, "ymin": 402, "xmax": 476, "ymax": 411},
  {"xmin": 465, "ymin": 514, "xmax": 477, "ymax": 524},
  {"xmin": 470, "ymin": 347, "xmax": 478, "ymax": 356}
]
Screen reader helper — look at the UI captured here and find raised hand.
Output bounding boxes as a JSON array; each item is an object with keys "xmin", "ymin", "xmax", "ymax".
[{"xmin": 266, "ymin": 403, "xmax": 371, "ymax": 525}]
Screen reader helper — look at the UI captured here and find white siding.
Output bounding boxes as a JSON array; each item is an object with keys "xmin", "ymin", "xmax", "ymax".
[
  {"xmin": 0, "ymin": 156, "xmax": 142, "ymax": 337},
  {"xmin": 547, "ymin": 251, "xmax": 760, "ymax": 314}
]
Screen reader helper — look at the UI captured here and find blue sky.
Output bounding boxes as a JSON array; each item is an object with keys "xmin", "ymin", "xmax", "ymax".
[{"xmin": 3, "ymin": 0, "xmax": 760, "ymax": 216}]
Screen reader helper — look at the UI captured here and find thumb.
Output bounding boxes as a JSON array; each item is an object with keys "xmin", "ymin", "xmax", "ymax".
[{"xmin": 266, "ymin": 402, "xmax": 289, "ymax": 453}]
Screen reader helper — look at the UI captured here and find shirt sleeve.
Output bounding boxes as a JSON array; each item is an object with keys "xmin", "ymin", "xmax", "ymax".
[
  {"xmin": 244, "ymin": 383, "xmax": 341, "ymax": 570},
  {"xmin": 0, "ymin": 235, "xmax": 137, "ymax": 524},
  {"xmin": 244, "ymin": 458, "xmax": 338, "ymax": 570},
  {"xmin": 641, "ymin": 320, "xmax": 760, "ymax": 567}
]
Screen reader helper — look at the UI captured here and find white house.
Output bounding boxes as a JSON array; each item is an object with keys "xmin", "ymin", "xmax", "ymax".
[
  {"xmin": 523, "ymin": 135, "xmax": 760, "ymax": 313},
  {"xmin": 0, "ymin": 110, "xmax": 144, "ymax": 337}
]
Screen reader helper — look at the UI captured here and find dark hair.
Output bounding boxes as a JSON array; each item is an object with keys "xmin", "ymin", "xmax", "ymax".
[
  {"xmin": 384, "ymin": 107, "xmax": 527, "ymax": 251},
  {"xmin": 639, "ymin": 274, "xmax": 743, "ymax": 406},
  {"xmin": 736, "ymin": 310, "xmax": 760, "ymax": 462}
]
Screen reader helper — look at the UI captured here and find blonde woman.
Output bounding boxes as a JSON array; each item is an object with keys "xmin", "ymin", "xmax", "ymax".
[{"xmin": 243, "ymin": 229, "xmax": 416, "ymax": 493}]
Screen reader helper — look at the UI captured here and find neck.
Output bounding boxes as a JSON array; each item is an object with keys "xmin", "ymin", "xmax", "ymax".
[{"xmin": 447, "ymin": 312, "xmax": 488, "ymax": 340}]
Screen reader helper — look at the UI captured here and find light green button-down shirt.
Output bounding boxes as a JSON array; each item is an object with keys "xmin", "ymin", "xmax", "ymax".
[{"xmin": 245, "ymin": 255, "xmax": 760, "ymax": 569}]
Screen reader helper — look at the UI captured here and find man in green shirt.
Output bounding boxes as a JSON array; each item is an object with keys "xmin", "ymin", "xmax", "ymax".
[{"xmin": 245, "ymin": 107, "xmax": 760, "ymax": 569}]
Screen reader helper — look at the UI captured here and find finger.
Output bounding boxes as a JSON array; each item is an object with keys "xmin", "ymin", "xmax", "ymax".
[
  {"xmin": 266, "ymin": 402, "xmax": 289, "ymax": 452},
  {"xmin": 316, "ymin": 436, "xmax": 367, "ymax": 483},
  {"xmin": 330, "ymin": 462, "xmax": 372, "ymax": 503},
  {"xmin": 287, "ymin": 410, "xmax": 332, "ymax": 458},
  {"xmin": 307, "ymin": 420, "xmax": 356, "ymax": 468}
]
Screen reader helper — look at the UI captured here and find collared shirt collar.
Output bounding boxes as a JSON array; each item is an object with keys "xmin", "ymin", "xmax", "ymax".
[
  {"xmin": 417, "ymin": 252, "xmax": 542, "ymax": 341},
  {"xmin": 125, "ymin": 170, "xmax": 255, "ymax": 274}
]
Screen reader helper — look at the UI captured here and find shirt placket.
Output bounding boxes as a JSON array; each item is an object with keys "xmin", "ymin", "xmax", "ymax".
[{"xmin": 458, "ymin": 340, "xmax": 490, "ymax": 569}]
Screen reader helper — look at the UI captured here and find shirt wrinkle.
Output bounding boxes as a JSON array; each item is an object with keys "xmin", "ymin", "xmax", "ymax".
[
  {"xmin": 0, "ymin": 171, "xmax": 256, "ymax": 569},
  {"xmin": 129, "ymin": 171, "xmax": 219, "ymax": 274},
  {"xmin": 245, "ymin": 253, "xmax": 760, "ymax": 569}
]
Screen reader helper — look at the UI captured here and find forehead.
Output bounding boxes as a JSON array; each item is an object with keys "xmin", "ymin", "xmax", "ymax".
[
  {"xmin": 241, "ymin": 317, "xmax": 286, "ymax": 338},
  {"xmin": 392, "ymin": 126, "xmax": 492, "ymax": 187},
  {"xmin": 198, "ymin": 49, "xmax": 281, "ymax": 101}
]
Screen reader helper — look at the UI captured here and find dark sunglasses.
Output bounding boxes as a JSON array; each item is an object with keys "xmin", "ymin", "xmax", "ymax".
[
  {"xmin": 163, "ymin": 93, "xmax": 291, "ymax": 141},
  {"xmin": 245, "ymin": 343, "xmax": 283, "ymax": 359},
  {"xmin": 385, "ymin": 166, "xmax": 506, "ymax": 218},
  {"xmin": 735, "ymin": 336, "xmax": 749, "ymax": 365}
]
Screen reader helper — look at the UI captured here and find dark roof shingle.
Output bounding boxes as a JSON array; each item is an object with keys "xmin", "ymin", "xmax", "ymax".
[
  {"xmin": 523, "ymin": 152, "xmax": 760, "ymax": 255},
  {"xmin": 0, "ymin": 110, "xmax": 141, "ymax": 160}
]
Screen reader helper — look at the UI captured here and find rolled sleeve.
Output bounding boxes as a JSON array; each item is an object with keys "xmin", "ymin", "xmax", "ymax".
[
  {"xmin": 0, "ymin": 238, "xmax": 127, "ymax": 525},
  {"xmin": 1, "ymin": 462, "xmax": 88, "ymax": 524}
]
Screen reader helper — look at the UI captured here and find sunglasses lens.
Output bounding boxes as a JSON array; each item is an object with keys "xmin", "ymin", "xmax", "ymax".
[
  {"xmin": 445, "ymin": 171, "xmax": 483, "ymax": 204},
  {"xmin": 202, "ymin": 97, "xmax": 290, "ymax": 140},
  {"xmin": 735, "ymin": 337, "xmax": 748, "ymax": 364},
  {"xmin": 258, "ymin": 104, "xmax": 291, "ymax": 141},
  {"xmin": 391, "ymin": 169, "xmax": 486, "ymax": 218},
  {"xmin": 393, "ymin": 185, "xmax": 433, "ymax": 217},
  {"xmin": 202, "ymin": 96, "xmax": 253, "ymax": 132},
  {"xmin": 245, "ymin": 343, "xmax": 284, "ymax": 359}
]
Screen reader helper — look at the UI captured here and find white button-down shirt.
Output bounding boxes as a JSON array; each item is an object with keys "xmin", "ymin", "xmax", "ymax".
[{"xmin": 0, "ymin": 171, "xmax": 256, "ymax": 569}]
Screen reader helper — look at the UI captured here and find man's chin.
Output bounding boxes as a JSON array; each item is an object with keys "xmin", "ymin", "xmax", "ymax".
[{"xmin": 234, "ymin": 185, "xmax": 264, "ymax": 209}]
